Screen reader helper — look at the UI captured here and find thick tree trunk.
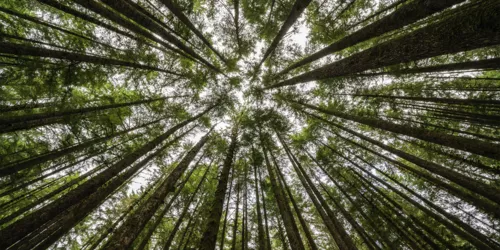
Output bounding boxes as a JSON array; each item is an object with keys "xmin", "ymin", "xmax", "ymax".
[
  {"xmin": 271, "ymin": 0, "xmax": 500, "ymax": 87},
  {"xmin": 0, "ymin": 42, "xmax": 183, "ymax": 76},
  {"xmin": 163, "ymin": 165, "xmax": 211, "ymax": 250},
  {"xmin": 263, "ymin": 144, "xmax": 305, "ymax": 250},
  {"xmin": 258, "ymin": 0, "xmax": 312, "ymax": 68},
  {"xmin": 278, "ymin": 0, "xmax": 466, "ymax": 75},
  {"xmin": 275, "ymin": 159, "xmax": 319, "ymax": 250},
  {"xmin": 198, "ymin": 125, "xmax": 239, "ymax": 250},
  {"xmin": 291, "ymin": 100, "xmax": 500, "ymax": 160},
  {"xmin": 157, "ymin": 0, "xmax": 228, "ymax": 64},
  {"xmin": 0, "ymin": 106, "xmax": 214, "ymax": 249},
  {"xmin": 350, "ymin": 91, "xmax": 500, "ymax": 106},
  {"xmin": 0, "ymin": 118, "xmax": 161, "ymax": 176},
  {"xmin": 103, "ymin": 130, "xmax": 212, "ymax": 250}
]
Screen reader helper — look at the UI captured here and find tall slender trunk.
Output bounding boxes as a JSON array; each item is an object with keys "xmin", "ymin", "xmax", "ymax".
[
  {"xmin": 348, "ymin": 91, "xmax": 500, "ymax": 106},
  {"xmin": 277, "ymin": 135, "xmax": 355, "ymax": 250},
  {"xmin": 252, "ymin": 145, "xmax": 266, "ymax": 250},
  {"xmin": 257, "ymin": 0, "xmax": 312, "ymax": 68},
  {"xmin": 277, "ymin": 0, "xmax": 466, "ymax": 75},
  {"xmin": 262, "ymin": 139, "xmax": 305, "ymax": 250},
  {"xmin": 163, "ymin": 164, "xmax": 211, "ymax": 250},
  {"xmin": 0, "ymin": 118, "xmax": 162, "ymax": 176},
  {"xmin": 231, "ymin": 172, "xmax": 241, "ymax": 250},
  {"xmin": 275, "ymin": 159, "xmax": 319, "ymax": 250},
  {"xmin": 0, "ymin": 42, "xmax": 183, "ymax": 76},
  {"xmin": 270, "ymin": 0, "xmax": 500, "ymax": 88},
  {"xmin": 291, "ymin": 100, "xmax": 500, "ymax": 160},
  {"xmin": 358, "ymin": 57, "xmax": 500, "ymax": 77},
  {"xmin": 0, "ymin": 106, "xmax": 214, "ymax": 249},
  {"xmin": 13, "ymin": 128, "xmax": 195, "ymax": 250},
  {"xmin": 220, "ymin": 166, "xmax": 236, "ymax": 250},
  {"xmin": 346, "ymin": 150, "xmax": 499, "ymax": 249},
  {"xmin": 157, "ymin": 0, "xmax": 228, "ymax": 64},
  {"xmin": 199, "ymin": 125, "xmax": 239, "ymax": 250},
  {"xmin": 136, "ymin": 157, "xmax": 207, "ymax": 250},
  {"xmin": 100, "ymin": 0, "xmax": 222, "ymax": 73},
  {"xmin": 315, "ymin": 115, "xmax": 500, "ymax": 206},
  {"xmin": 258, "ymin": 159, "xmax": 273, "ymax": 250},
  {"xmin": 103, "ymin": 129, "xmax": 212, "ymax": 250},
  {"xmin": 0, "ymin": 6, "xmax": 119, "ymax": 51}
]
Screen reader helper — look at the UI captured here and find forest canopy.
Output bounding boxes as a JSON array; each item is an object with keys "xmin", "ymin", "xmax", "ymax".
[{"xmin": 0, "ymin": 0, "xmax": 500, "ymax": 249}]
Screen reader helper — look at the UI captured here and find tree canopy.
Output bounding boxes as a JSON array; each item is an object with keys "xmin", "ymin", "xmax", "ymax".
[{"xmin": 0, "ymin": 0, "xmax": 499, "ymax": 249}]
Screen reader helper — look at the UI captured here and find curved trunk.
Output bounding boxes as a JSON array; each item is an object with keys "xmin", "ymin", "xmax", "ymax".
[
  {"xmin": 0, "ymin": 106, "xmax": 214, "ymax": 249},
  {"xmin": 198, "ymin": 125, "xmax": 239, "ymax": 250},
  {"xmin": 271, "ymin": 0, "xmax": 500, "ymax": 87}
]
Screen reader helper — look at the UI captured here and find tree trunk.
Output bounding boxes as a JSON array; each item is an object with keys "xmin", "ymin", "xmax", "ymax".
[
  {"xmin": 103, "ymin": 129, "xmax": 212, "ymax": 250},
  {"xmin": 258, "ymin": 0, "xmax": 312, "ymax": 68},
  {"xmin": 292, "ymin": 100, "xmax": 500, "ymax": 160},
  {"xmin": 135, "ymin": 157, "xmax": 206, "ymax": 250},
  {"xmin": 157, "ymin": 0, "xmax": 228, "ymax": 64},
  {"xmin": 275, "ymin": 158, "xmax": 319, "ymax": 250},
  {"xmin": 0, "ymin": 42, "xmax": 183, "ymax": 76},
  {"xmin": 278, "ymin": 0, "xmax": 466, "ymax": 75},
  {"xmin": 12, "ymin": 128, "xmax": 195, "ymax": 250},
  {"xmin": 252, "ymin": 146, "xmax": 266, "ymax": 250},
  {"xmin": 262, "ymin": 139, "xmax": 305, "ymax": 250},
  {"xmin": 231, "ymin": 172, "xmax": 241, "ymax": 250},
  {"xmin": 219, "ymin": 166, "xmax": 236, "ymax": 250},
  {"xmin": 259, "ymin": 158, "xmax": 273, "ymax": 250},
  {"xmin": 0, "ymin": 118, "xmax": 161, "ymax": 176},
  {"xmin": 163, "ymin": 164, "xmax": 211, "ymax": 250},
  {"xmin": 270, "ymin": 0, "xmax": 500, "ymax": 87},
  {"xmin": 277, "ymin": 134, "xmax": 356, "ymax": 250},
  {"xmin": 198, "ymin": 125, "xmax": 239, "ymax": 250},
  {"xmin": 0, "ymin": 105, "xmax": 214, "ymax": 249},
  {"xmin": 99, "ymin": 0, "xmax": 222, "ymax": 73}
]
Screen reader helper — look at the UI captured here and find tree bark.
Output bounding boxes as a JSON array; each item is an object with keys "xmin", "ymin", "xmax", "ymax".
[
  {"xmin": 0, "ymin": 105, "xmax": 214, "ymax": 249},
  {"xmin": 231, "ymin": 171, "xmax": 241, "ymax": 250},
  {"xmin": 258, "ymin": 0, "xmax": 313, "ymax": 68},
  {"xmin": 252, "ymin": 147, "xmax": 266, "ymax": 250},
  {"xmin": 291, "ymin": 99, "xmax": 500, "ymax": 160},
  {"xmin": 103, "ymin": 130, "xmax": 212, "ymax": 250},
  {"xmin": 158, "ymin": 0, "xmax": 228, "ymax": 64},
  {"xmin": 163, "ymin": 164, "xmax": 211, "ymax": 250},
  {"xmin": 0, "ymin": 118, "xmax": 162, "ymax": 176},
  {"xmin": 220, "ymin": 166, "xmax": 236, "ymax": 250},
  {"xmin": 270, "ymin": 0, "xmax": 500, "ymax": 87},
  {"xmin": 0, "ymin": 42, "xmax": 183, "ymax": 76},
  {"xmin": 198, "ymin": 125, "xmax": 239, "ymax": 250},
  {"xmin": 264, "ymin": 143, "xmax": 305, "ymax": 250}
]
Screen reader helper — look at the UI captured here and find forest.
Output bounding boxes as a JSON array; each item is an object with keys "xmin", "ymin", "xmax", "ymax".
[{"xmin": 0, "ymin": 0, "xmax": 499, "ymax": 249}]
